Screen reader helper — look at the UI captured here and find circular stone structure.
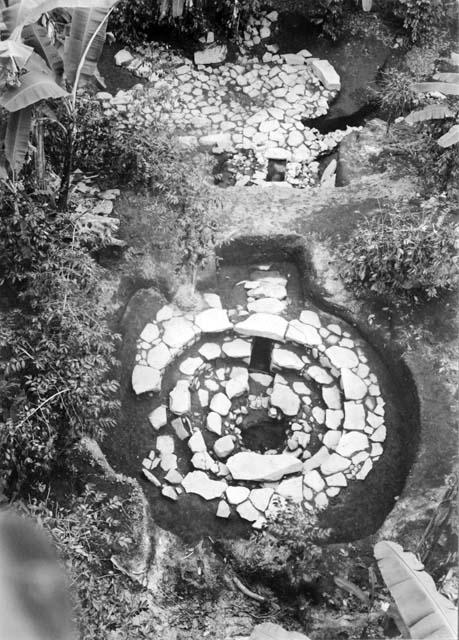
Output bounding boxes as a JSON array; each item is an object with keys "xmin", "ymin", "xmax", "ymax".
[{"xmin": 133, "ymin": 273, "xmax": 387, "ymax": 530}]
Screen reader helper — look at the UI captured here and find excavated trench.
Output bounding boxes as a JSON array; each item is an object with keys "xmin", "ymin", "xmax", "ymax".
[{"xmin": 109, "ymin": 233, "xmax": 420, "ymax": 545}]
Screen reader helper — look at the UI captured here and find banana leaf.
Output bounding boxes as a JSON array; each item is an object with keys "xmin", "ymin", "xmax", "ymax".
[
  {"xmin": 4, "ymin": 105, "xmax": 33, "ymax": 172},
  {"xmin": 172, "ymin": 0, "xmax": 184, "ymax": 18},
  {"xmin": 250, "ymin": 622, "xmax": 311, "ymax": 640},
  {"xmin": 405, "ymin": 104, "xmax": 455, "ymax": 125},
  {"xmin": 411, "ymin": 82, "xmax": 459, "ymax": 96},
  {"xmin": 374, "ymin": 540, "xmax": 458, "ymax": 639},
  {"xmin": 0, "ymin": 69, "xmax": 67, "ymax": 111},
  {"xmin": 22, "ymin": 23, "xmax": 63, "ymax": 77},
  {"xmin": 2, "ymin": 0, "xmax": 117, "ymax": 35},
  {"xmin": 64, "ymin": 6, "xmax": 109, "ymax": 87},
  {"xmin": 437, "ymin": 124, "xmax": 459, "ymax": 148},
  {"xmin": 433, "ymin": 72, "xmax": 459, "ymax": 83}
]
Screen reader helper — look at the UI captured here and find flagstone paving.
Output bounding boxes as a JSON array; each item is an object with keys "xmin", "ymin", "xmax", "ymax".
[
  {"xmin": 103, "ymin": 10, "xmax": 353, "ymax": 189},
  {"xmin": 134, "ymin": 266, "xmax": 388, "ymax": 529}
]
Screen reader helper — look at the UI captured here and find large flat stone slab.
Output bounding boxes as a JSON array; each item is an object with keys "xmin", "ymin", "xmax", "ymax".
[
  {"xmin": 227, "ymin": 452, "xmax": 302, "ymax": 481},
  {"xmin": 235, "ymin": 313, "xmax": 288, "ymax": 342},
  {"xmin": 182, "ymin": 471, "xmax": 227, "ymax": 500},
  {"xmin": 309, "ymin": 58, "xmax": 341, "ymax": 91},
  {"xmin": 194, "ymin": 308, "xmax": 232, "ymax": 333}
]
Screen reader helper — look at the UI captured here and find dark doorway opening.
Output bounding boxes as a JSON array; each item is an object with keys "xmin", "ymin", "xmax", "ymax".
[
  {"xmin": 243, "ymin": 420, "xmax": 287, "ymax": 453},
  {"xmin": 250, "ymin": 337, "xmax": 273, "ymax": 372},
  {"xmin": 266, "ymin": 158, "xmax": 286, "ymax": 182}
]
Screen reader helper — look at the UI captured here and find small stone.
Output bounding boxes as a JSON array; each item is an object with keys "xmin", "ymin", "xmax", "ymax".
[
  {"xmin": 325, "ymin": 472, "xmax": 347, "ymax": 487},
  {"xmin": 341, "ymin": 369, "xmax": 368, "ymax": 400},
  {"xmin": 343, "ymin": 401, "xmax": 366, "ymax": 431},
  {"xmin": 160, "ymin": 453, "xmax": 177, "ymax": 471},
  {"xmin": 286, "ymin": 319, "xmax": 322, "ymax": 346},
  {"xmin": 147, "ymin": 343, "xmax": 172, "ymax": 370},
  {"xmin": 371, "ymin": 425, "xmax": 386, "ymax": 442},
  {"xmin": 179, "ymin": 356, "xmax": 203, "ymax": 376},
  {"xmin": 226, "ymin": 377, "xmax": 248, "ymax": 399},
  {"xmin": 205, "ymin": 379, "xmax": 220, "ymax": 392},
  {"xmin": 271, "ymin": 347, "xmax": 304, "ymax": 371},
  {"xmin": 132, "ymin": 365, "xmax": 161, "ymax": 395},
  {"xmin": 142, "ymin": 468, "xmax": 161, "ymax": 487},
  {"xmin": 323, "ymin": 430, "xmax": 341, "ymax": 449},
  {"xmin": 171, "ymin": 417, "xmax": 189, "ymax": 441},
  {"xmin": 226, "ymin": 486, "xmax": 250, "ymax": 505},
  {"xmin": 216, "ymin": 500, "xmax": 231, "ymax": 518},
  {"xmin": 156, "ymin": 304, "xmax": 174, "ymax": 322},
  {"xmin": 199, "ymin": 342, "xmax": 221, "ymax": 360},
  {"xmin": 206, "ymin": 412, "xmax": 222, "ymax": 435},
  {"xmin": 214, "ymin": 435, "xmax": 235, "ymax": 458},
  {"xmin": 170, "ymin": 380, "xmax": 191, "ymax": 415},
  {"xmin": 139, "ymin": 323, "xmax": 159, "ymax": 343},
  {"xmin": 315, "ymin": 492, "xmax": 329, "ymax": 509},
  {"xmin": 293, "ymin": 381, "xmax": 311, "ymax": 395},
  {"xmin": 322, "ymin": 385, "xmax": 342, "ymax": 410},
  {"xmin": 249, "ymin": 488, "xmax": 274, "ymax": 512},
  {"xmin": 148, "ymin": 405, "xmax": 167, "ymax": 430},
  {"xmin": 250, "ymin": 372, "xmax": 273, "ymax": 387},
  {"xmin": 302, "ymin": 446, "xmax": 330, "ymax": 472},
  {"xmin": 321, "ymin": 453, "xmax": 351, "ymax": 475},
  {"xmin": 161, "ymin": 485, "xmax": 178, "ymax": 501},
  {"xmin": 182, "ymin": 471, "xmax": 227, "ymax": 500},
  {"xmin": 326, "ymin": 346, "xmax": 359, "ymax": 369},
  {"xmin": 371, "ymin": 442, "xmax": 383, "ymax": 457},
  {"xmin": 270, "ymin": 383, "xmax": 300, "ymax": 416},
  {"xmin": 276, "ymin": 475, "xmax": 303, "ymax": 503},
  {"xmin": 165, "ymin": 469, "xmax": 183, "ymax": 484},
  {"xmin": 188, "ymin": 431, "xmax": 207, "ymax": 453},
  {"xmin": 368, "ymin": 411, "xmax": 384, "ymax": 429},
  {"xmin": 198, "ymin": 389, "xmax": 209, "ymax": 407},
  {"xmin": 312, "ymin": 406, "xmax": 325, "ymax": 424},
  {"xmin": 237, "ymin": 500, "xmax": 260, "ymax": 522},
  {"xmin": 115, "ymin": 49, "xmax": 134, "ymax": 66},
  {"xmin": 303, "ymin": 470, "xmax": 325, "ymax": 492},
  {"xmin": 210, "ymin": 392, "xmax": 232, "ymax": 416},
  {"xmin": 192, "ymin": 451, "xmax": 218, "ymax": 472},
  {"xmin": 156, "ymin": 435, "xmax": 174, "ymax": 455},
  {"xmin": 327, "ymin": 487, "xmax": 341, "ymax": 497},
  {"xmin": 222, "ymin": 339, "xmax": 251, "ymax": 359},
  {"xmin": 356, "ymin": 458, "xmax": 373, "ymax": 480},
  {"xmin": 307, "ymin": 366, "xmax": 333, "ymax": 385},
  {"xmin": 325, "ymin": 409, "xmax": 344, "ymax": 429},
  {"xmin": 335, "ymin": 432, "xmax": 369, "ymax": 458},
  {"xmin": 300, "ymin": 310, "xmax": 321, "ymax": 327}
]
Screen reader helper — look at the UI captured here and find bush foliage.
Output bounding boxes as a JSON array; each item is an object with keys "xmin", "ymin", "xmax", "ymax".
[
  {"xmin": 0, "ymin": 192, "xmax": 120, "ymax": 495},
  {"xmin": 343, "ymin": 200, "xmax": 458, "ymax": 301}
]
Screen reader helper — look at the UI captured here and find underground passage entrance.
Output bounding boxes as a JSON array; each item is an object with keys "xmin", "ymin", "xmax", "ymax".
[{"xmin": 250, "ymin": 337, "xmax": 273, "ymax": 372}]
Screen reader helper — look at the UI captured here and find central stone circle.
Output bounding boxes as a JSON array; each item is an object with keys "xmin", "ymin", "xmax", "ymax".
[{"xmin": 132, "ymin": 268, "xmax": 387, "ymax": 529}]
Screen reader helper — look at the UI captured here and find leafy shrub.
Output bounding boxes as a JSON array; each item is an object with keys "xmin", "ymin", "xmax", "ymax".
[
  {"xmin": 22, "ymin": 485, "xmax": 158, "ymax": 638},
  {"xmin": 371, "ymin": 68, "xmax": 420, "ymax": 126},
  {"xmin": 342, "ymin": 200, "xmax": 458, "ymax": 300},
  {"xmin": 0, "ymin": 192, "xmax": 120, "ymax": 494},
  {"xmin": 392, "ymin": 0, "xmax": 446, "ymax": 43}
]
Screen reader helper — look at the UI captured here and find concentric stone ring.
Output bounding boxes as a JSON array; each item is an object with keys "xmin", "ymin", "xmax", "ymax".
[{"xmin": 132, "ymin": 275, "xmax": 386, "ymax": 529}]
